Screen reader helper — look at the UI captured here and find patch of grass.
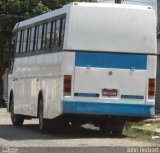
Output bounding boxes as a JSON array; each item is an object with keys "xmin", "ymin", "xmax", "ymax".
[{"xmin": 125, "ymin": 121, "xmax": 160, "ymax": 142}]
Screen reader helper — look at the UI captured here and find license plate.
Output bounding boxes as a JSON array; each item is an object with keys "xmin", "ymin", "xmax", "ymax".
[{"xmin": 102, "ymin": 89, "xmax": 117, "ymax": 97}]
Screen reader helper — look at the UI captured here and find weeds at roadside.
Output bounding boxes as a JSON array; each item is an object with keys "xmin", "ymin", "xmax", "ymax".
[{"xmin": 125, "ymin": 121, "xmax": 160, "ymax": 142}]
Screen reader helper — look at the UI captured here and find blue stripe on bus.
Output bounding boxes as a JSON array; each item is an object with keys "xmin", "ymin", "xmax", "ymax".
[
  {"xmin": 75, "ymin": 52, "xmax": 147, "ymax": 70},
  {"xmin": 63, "ymin": 101, "xmax": 154, "ymax": 118},
  {"xmin": 74, "ymin": 93, "xmax": 99, "ymax": 97},
  {"xmin": 121, "ymin": 95, "xmax": 144, "ymax": 100}
]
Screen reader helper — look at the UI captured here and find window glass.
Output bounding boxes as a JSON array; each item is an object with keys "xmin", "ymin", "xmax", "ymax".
[
  {"xmin": 50, "ymin": 21, "xmax": 55, "ymax": 48},
  {"xmin": 22, "ymin": 29, "xmax": 28, "ymax": 52},
  {"xmin": 37, "ymin": 25, "xmax": 43, "ymax": 50},
  {"xmin": 42, "ymin": 23, "xmax": 47, "ymax": 49},
  {"xmin": 27, "ymin": 28, "xmax": 32, "ymax": 52},
  {"xmin": 30, "ymin": 27, "xmax": 35, "ymax": 51},
  {"xmin": 16, "ymin": 31, "xmax": 21, "ymax": 53},
  {"xmin": 60, "ymin": 18, "xmax": 66, "ymax": 47},
  {"xmin": 54, "ymin": 19, "xmax": 60, "ymax": 47},
  {"xmin": 20, "ymin": 30, "xmax": 24, "ymax": 53},
  {"xmin": 15, "ymin": 16, "xmax": 66, "ymax": 55},
  {"xmin": 46, "ymin": 22, "xmax": 51, "ymax": 48},
  {"xmin": 34, "ymin": 26, "xmax": 39, "ymax": 50}
]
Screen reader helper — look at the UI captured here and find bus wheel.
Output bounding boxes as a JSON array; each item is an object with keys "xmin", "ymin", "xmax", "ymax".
[
  {"xmin": 99, "ymin": 124, "xmax": 111, "ymax": 135},
  {"xmin": 99, "ymin": 120, "xmax": 125, "ymax": 135},
  {"xmin": 10, "ymin": 98, "xmax": 24, "ymax": 126},
  {"xmin": 38, "ymin": 98, "xmax": 50, "ymax": 133},
  {"xmin": 112, "ymin": 121, "xmax": 126, "ymax": 135}
]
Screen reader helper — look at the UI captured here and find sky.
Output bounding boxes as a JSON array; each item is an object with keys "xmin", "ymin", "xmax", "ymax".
[{"xmin": 98, "ymin": 0, "xmax": 157, "ymax": 15}]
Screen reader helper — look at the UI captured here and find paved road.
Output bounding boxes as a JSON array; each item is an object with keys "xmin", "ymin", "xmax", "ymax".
[
  {"xmin": 1, "ymin": 147, "xmax": 152, "ymax": 153},
  {"xmin": 0, "ymin": 107, "xmax": 159, "ymax": 153}
]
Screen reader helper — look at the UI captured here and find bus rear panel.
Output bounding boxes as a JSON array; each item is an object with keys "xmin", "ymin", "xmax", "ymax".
[
  {"xmin": 61, "ymin": 3, "xmax": 156, "ymax": 120},
  {"xmin": 63, "ymin": 52, "xmax": 156, "ymax": 119}
]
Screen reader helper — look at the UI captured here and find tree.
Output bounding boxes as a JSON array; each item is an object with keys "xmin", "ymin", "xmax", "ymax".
[
  {"xmin": 0, "ymin": 0, "xmax": 51, "ymax": 72},
  {"xmin": 43, "ymin": 0, "xmax": 97, "ymax": 9}
]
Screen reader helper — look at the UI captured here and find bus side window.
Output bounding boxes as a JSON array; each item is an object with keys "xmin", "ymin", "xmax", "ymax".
[
  {"xmin": 50, "ymin": 21, "xmax": 56, "ymax": 48},
  {"xmin": 60, "ymin": 17, "xmax": 66, "ymax": 47},
  {"xmin": 20, "ymin": 30, "xmax": 24, "ymax": 54},
  {"xmin": 22, "ymin": 29, "xmax": 28, "ymax": 53},
  {"xmin": 46, "ymin": 22, "xmax": 51, "ymax": 48},
  {"xmin": 42, "ymin": 23, "xmax": 47, "ymax": 49},
  {"xmin": 16, "ymin": 31, "xmax": 21, "ymax": 54},
  {"xmin": 30, "ymin": 27, "xmax": 35, "ymax": 51},
  {"xmin": 27, "ymin": 28, "xmax": 32, "ymax": 52},
  {"xmin": 33, "ymin": 26, "xmax": 39, "ymax": 51},
  {"xmin": 37, "ymin": 25, "xmax": 43, "ymax": 50},
  {"xmin": 54, "ymin": 19, "xmax": 61, "ymax": 47}
]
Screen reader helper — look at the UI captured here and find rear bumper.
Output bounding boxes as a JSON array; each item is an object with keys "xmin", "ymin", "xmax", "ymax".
[{"xmin": 63, "ymin": 101, "xmax": 154, "ymax": 118}]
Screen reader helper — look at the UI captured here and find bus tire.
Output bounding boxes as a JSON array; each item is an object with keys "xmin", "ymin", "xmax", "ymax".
[
  {"xmin": 99, "ymin": 124, "xmax": 111, "ymax": 134},
  {"xmin": 99, "ymin": 120, "xmax": 125, "ymax": 135},
  {"xmin": 112, "ymin": 121, "xmax": 126, "ymax": 135},
  {"xmin": 38, "ymin": 97, "xmax": 50, "ymax": 133},
  {"xmin": 10, "ymin": 97, "xmax": 24, "ymax": 126}
]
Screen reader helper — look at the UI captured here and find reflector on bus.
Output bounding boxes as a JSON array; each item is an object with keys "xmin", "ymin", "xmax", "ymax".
[
  {"xmin": 148, "ymin": 78, "xmax": 156, "ymax": 99},
  {"xmin": 64, "ymin": 75, "xmax": 72, "ymax": 97}
]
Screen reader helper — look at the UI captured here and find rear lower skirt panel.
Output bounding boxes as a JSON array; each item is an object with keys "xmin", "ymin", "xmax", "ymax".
[{"xmin": 63, "ymin": 101, "xmax": 154, "ymax": 118}]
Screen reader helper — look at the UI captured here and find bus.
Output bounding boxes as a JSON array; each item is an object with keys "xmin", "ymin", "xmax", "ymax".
[{"xmin": 7, "ymin": 2, "xmax": 157, "ymax": 133}]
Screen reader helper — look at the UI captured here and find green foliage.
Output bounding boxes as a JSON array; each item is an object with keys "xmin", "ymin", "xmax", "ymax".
[
  {"xmin": 0, "ymin": 0, "xmax": 51, "ymax": 17},
  {"xmin": 43, "ymin": 0, "xmax": 97, "ymax": 9},
  {"xmin": 0, "ymin": 0, "xmax": 21, "ymax": 15},
  {"xmin": 0, "ymin": 0, "xmax": 51, "ymax": 74},
  {"xmin": 33, "ymin": 1, "xmax": 51, "ymax": 15}
]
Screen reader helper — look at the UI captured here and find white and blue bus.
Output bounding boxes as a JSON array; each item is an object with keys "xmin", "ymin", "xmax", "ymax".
[{"xmin": 7, "ymin": 2, "xmax": 157, "ymax": 133}]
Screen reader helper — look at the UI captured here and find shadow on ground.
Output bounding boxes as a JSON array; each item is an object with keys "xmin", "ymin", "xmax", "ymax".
[
  {"xmin": 0, "ymin": 123, "xmax": 127, "ymax": 141},
  {"xmin": 0, "ymin": 100, "xmax": 6, "ymax": 108}
]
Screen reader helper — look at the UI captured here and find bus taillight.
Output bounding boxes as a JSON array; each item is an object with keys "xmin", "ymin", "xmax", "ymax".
[
  {"xmin": 148, "ymin": 78, "xmax": 156, "ymax": 99},
  {"xmin": 64, "ymin": 75, "xmax": 72, "ymax": 97}
]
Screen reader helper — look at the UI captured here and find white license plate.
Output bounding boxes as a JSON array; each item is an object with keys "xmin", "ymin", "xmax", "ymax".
[{"xmin": 102, "ymin": 89, "xmax": 117, "ymax": 97}]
